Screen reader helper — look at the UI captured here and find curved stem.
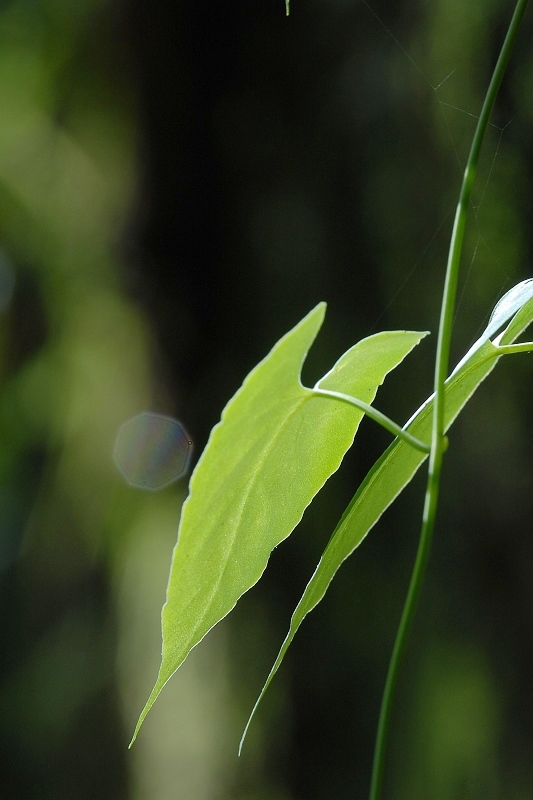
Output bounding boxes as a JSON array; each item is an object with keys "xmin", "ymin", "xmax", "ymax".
[
  {"xmin": 369, "ymin": 2, "xmax": 530, "ymax": 798},
  {"xmin": 311, "ymin": 388, "xmax": 430, "ymax": 453}
]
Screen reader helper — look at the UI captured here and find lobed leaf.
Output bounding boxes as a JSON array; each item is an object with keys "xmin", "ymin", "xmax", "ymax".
[
  {"xmin": 241, "ymin": 283, "xmax": 533, "ymax": 750},
  {"xmin": 131, "ymin": 304, "xmax": 427, "ymax": 742}
]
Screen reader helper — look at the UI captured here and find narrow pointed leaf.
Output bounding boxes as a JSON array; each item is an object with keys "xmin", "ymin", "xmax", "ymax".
[
  {"xmin": 132, "ymin": 304, "xmax": 427, "ymax": 742},
  {"xmin": 242, "ymin": 286, "xmax": 533, "ymax": 749}
]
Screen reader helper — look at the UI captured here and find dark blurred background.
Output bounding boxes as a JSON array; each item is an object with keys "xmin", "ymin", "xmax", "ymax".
[{"xmin": 1, "ymin": 0, "xmax": 533, "ymax": 798}]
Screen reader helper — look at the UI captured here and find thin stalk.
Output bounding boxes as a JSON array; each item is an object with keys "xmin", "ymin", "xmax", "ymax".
[
  {"xmin": 495, "ymin": 342, "xmax": 533, "ymax": 355},
  {"xmin": 311, "ymin": 388, "xmax": 431, "ymax": 453},
  {"xmin": 369, "ymin": 2, "xmax": 531, "ymax": 798}
]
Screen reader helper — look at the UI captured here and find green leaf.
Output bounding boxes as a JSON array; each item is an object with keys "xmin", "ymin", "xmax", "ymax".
[
  {"xmin": 454, "ymin": 277, "xmax": 533, "ymax": 367},
  {"xmin": 131, "ymin": 304, "xmax": 427, "ymax": 743},
  {"xmin": 241, "ymin": 284, "xmax": 533, "ymax": 751}
]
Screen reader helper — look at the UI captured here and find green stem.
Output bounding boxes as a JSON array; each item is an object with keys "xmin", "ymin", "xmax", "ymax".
[
  {"xmin": 311, "ymin": 388, "xmax": 431, "ymax": 453},
  {"xmin": 369, "ymin": 2, "xmax": 530, "ymax": 798},
  {"xmin": 495, "ymin": 342, "xmax": 533, "ymax": 355}
]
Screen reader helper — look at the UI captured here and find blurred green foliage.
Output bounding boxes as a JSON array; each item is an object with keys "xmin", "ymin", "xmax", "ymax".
[{"xmin": 0, "ymin": 0, "xmax": 532, "ymax": 798}]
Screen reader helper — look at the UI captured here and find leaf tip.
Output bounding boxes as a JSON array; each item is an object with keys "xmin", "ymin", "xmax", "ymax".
[
  {"xmin": 128, "ymin": 677, "xmax": 167, "ymax": 749},
  {"xmin": 128, "ymin": 722, "xmax": 141, "ymax": 749},
  {"xmin": 128, "ymin": 704, "xmax": 150, "ymax": 748},
  {"xmin": 313, "ymin": 300, "xmax": 327, "ymax": 322},
  {"xmin": 238, "ymin": 648, "xmax": 287, "ymax": 757},
  {"xmin": 238, "ymin": 703, "xmax": 257, "ymax": 757}
]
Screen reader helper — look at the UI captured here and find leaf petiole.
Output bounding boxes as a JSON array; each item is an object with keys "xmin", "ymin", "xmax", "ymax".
[
  {"xmin": 495, "ymin": 341, "xmax": 533, "ymax": 355},
  {"xmin": 311, "ymin": 388, "xmax": 431, "ymax": 453}
]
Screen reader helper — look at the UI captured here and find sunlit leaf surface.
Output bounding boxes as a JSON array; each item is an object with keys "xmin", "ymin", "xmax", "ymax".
[
  {"xmin": 132, "ymin": 303, "xmax": 427, "ymax": 741},
  {"xmin": 241, "ymin": 286, "xmax": 533, "ymax": 750}
]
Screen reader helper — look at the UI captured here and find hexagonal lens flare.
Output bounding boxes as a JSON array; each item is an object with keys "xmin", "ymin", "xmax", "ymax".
[{"xmin": 114, "ymin": 412, "xmax": 193, "ymax": 491}]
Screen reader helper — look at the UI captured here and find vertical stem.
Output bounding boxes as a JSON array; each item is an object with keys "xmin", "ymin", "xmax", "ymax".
[{"xmin": 369, "ymin": 2, "xmax": 530, "ymax": 798}]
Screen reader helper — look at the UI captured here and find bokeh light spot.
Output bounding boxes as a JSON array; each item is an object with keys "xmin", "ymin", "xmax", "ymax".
[{"xmin": 114, "ymin": 412, "xmax": 193, "ymax": 491}]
